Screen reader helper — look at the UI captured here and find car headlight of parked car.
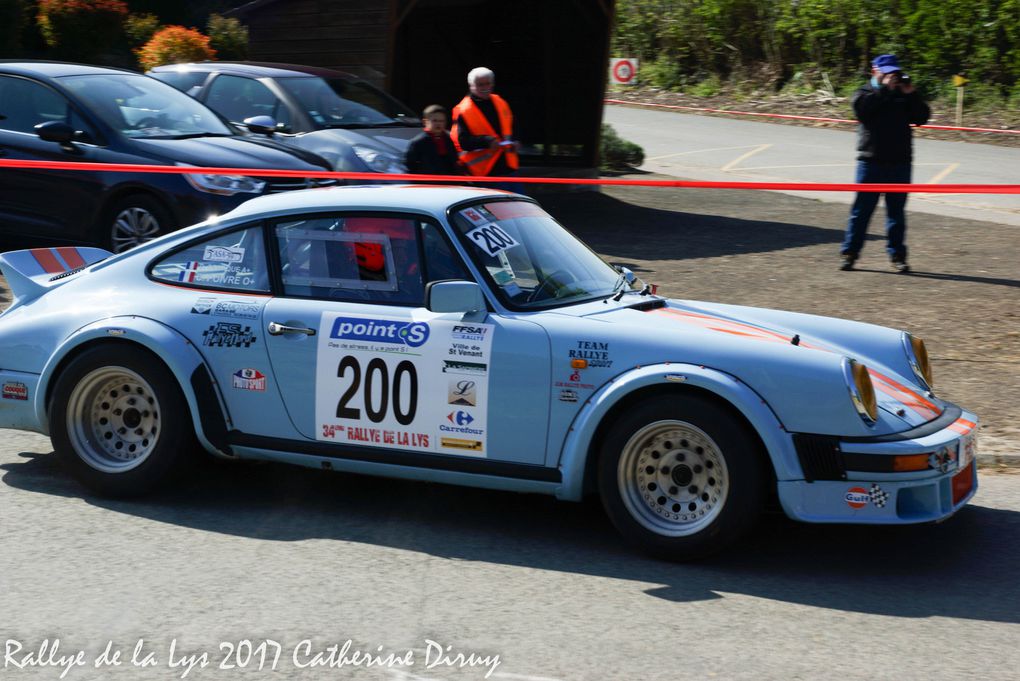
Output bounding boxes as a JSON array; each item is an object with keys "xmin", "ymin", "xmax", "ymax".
[
  {"xmin": 843, "ymin": 357, "xmax": 878, "ymax": 424},
  {"xmin": 352, "ymin": 145, "xmax": 406, "ymax": 173},
  {"xmin": 177, "ymin": 163, "xmax": 267, "ymax": 196},
  {"xmin": 902, "ymin": 332, "xmax": 933, "ymax": 391}
]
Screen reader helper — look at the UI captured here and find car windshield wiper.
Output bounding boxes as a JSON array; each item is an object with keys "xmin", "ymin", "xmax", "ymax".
[
  {"xmin": 603, "ymin": 272, "xmax": 630, "ymax": 303},
  {"xmin": 324, "ymin": 121, "xmax": 410, "ymax": 129}
]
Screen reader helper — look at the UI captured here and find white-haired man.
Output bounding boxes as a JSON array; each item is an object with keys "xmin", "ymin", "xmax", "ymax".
[{"xmin": 451, "ymin": 67, "xmax": 519, "ymax": 179}]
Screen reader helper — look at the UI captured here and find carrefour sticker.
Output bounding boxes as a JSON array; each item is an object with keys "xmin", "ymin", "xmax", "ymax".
[
  {"xmin": 2, "ymin": 382, "xmax": 28, "ymax": 401},
  {"xmin": 315, "ymin": 312, "xmax": 493, "ymax": 456},
  {"xmin": 232, "ymin": 368, "xmax": 266, "ymax": 391},
  {"xmin": 466, "ymin": 223, "xmax": 519, "ymax": 257},
  {"xmin": 204, "ymin": 245, "xmax": 245, "ymax": 263}
]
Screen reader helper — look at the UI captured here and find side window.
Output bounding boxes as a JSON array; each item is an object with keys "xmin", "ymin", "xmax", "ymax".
[
  {"xmin": 150, "ymin": 225, "xmax": 269, "ymax": 293},
  {"xmin": 422, "ymin": 222, "xmax": 470, "ymax": 283},
  {"xmin": 276, "ymin": 215, "xmax": 434, "ymax": 305},
  {"xmin": 205, "ymin": 75, "xmax": 289, "ymax": 128},
  {"xmin": 0, "ymin": 76, "xmax": 70, "ymax": 134}
]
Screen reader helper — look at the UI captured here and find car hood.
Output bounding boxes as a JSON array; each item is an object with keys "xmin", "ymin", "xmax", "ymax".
[
  {"xmin": 547, "ymin": 297, "xmax": 946, "ymax": 436},
  {"xmin": 131, "ymin": 136, "xmax": 330, "ymax": 170}
]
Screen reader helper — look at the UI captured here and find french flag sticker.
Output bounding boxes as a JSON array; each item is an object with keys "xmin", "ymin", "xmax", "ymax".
[{"xmin": 178, "ymin": 262, "xmax": 201, "ymax": 283}]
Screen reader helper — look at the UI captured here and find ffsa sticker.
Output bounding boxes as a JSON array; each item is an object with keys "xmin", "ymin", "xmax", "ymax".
[
  {"xmin": 466, "ymin": 223, "xmax": 519, "ymax": 257},
  {"xmin": 315, "ymin": 312, "xmax": 494, "ymax": 456}
]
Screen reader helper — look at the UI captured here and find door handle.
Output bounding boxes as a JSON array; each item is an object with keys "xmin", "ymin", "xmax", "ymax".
[{"xmin": 268, "ymin": 322, "xmax": 316, "ymax": 336}]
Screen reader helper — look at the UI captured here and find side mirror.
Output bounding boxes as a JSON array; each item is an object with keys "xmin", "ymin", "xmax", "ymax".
[
  {"xmin": 243, "ymin": 115, "xmax": 277, "ymax": 136},
  {"xmin": 35, "ymin": 121, "xmax": 76, "ymax": 145},
  {"xmin": 426, "ymin": 280, "xmax": 487, "ymax": 313}
]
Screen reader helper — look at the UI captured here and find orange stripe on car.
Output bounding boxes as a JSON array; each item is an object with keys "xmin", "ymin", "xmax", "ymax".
[
  {"xmin": 31, "ymin": 248, "xmax": 64, "ymax": 274},
  {"xmin": 56, "ymin": 247, "xmax": 86, "ymax": 269}
]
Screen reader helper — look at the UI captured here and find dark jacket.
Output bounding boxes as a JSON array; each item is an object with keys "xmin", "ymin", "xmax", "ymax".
[
  {"xmin": 852, "ymin": 81, "xmax": 931, "ymax": 164},
  {"xmin": 405, "ymin": 130, "xmax": 461, "ymax": 176},
  {"xmin": 453, "ymin": 93, "xmax": 513, "ymax": 175}
]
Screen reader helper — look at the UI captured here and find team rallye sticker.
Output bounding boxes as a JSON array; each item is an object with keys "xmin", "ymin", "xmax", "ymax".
[{"xmin": 315, "ymin": 313, "xmax": 494, "ymax": 456}]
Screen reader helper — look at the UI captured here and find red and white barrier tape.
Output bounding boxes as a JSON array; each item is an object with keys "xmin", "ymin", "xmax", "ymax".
[
  {"xmin": 2, "ymin": 158, "xmax": 1019, "ymax": 194},
  {"xmin": 604, "ymin": 98, "xmax": 1020, "ymax": 136}
]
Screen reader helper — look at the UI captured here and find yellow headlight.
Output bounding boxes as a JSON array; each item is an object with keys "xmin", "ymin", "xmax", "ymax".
[
  {"xmin": 908, "ymin": 334, "xmax": 933, "ymax": 388},
  {"xmin": 847, "ymin": 359, "xmax": 878, "ymax": 424}
]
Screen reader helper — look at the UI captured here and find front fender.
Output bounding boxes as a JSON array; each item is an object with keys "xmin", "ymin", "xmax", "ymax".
[
  {"xmin": 555, "ymin": 363, "xmax": 799, "ymax": 501},
  {"xmin": 36, "ymin": 315, "xmax": 231, "ymax": 456}
]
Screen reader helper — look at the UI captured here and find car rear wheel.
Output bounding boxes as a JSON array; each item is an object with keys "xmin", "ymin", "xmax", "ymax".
[
  {"xmin": 598, "ymin": 394, "xmax": 767, "ymax": 560},
  {"xmin": 99, "ymin": 195, "xmax": 174, "ymax": 253},
  {"xmin": 50, "ymin": 345, "xmax": 198, "ymax": 497}
]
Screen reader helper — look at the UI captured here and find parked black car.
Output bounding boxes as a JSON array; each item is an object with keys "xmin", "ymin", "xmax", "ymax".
[
  {"xmin": 0, "ymin": 62, "xmax": 335, "ymax": 252},
  {"xmin": 149, "ymin": 62, "xmax": 421, "ymax": 175}
]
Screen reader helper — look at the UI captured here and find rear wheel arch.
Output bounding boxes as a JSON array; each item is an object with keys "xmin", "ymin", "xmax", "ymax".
[{"xmin": 43, "ymin": 337, "xmax": 228, "ymax": 456}]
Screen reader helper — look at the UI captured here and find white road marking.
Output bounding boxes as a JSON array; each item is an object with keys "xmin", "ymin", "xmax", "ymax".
[{"xmin": 647, "ymin": 144, "xmax": 767, "ymax": 161}]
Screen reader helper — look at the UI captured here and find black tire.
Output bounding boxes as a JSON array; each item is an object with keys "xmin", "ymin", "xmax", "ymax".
[
  {"xmin": 598, "ymin": 394, "xmax": 767, "ymax": 561},
  {"xmin": 49, "ymin": 344, "xmax": 199, "ymax": 497},
  {"xmin": 96, "ymin": 194, "xmax": 174, "ymax": 253}
]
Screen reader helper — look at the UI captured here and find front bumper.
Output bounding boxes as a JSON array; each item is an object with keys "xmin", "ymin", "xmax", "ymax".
[{"xmin": 779, "ymin": 410, "xmax": 979, "ymax": 524}]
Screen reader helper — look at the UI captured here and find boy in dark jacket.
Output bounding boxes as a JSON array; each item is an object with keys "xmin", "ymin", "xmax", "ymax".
[
  {"xmin": 405, "ymin": 105, "xmax": 461, "ymax": 178},
  {"xmin": 840, "ymin": 54, "xmax": 930, "ymax": 273}
]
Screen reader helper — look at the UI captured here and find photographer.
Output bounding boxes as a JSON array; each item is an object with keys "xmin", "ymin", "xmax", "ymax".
[{"xmin": 840, "ymin": 54, "xmax": 930, "ymax": 273}]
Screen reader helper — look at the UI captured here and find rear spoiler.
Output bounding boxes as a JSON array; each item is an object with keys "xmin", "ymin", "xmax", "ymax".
[{"xmin": 0, "ymin": 246, "xmax": 112, "ymax": 306}]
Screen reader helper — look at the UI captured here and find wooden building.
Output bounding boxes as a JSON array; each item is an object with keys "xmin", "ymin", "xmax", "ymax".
[{"xmin": 227, "ymin": 0, "xmax": 616, "ymax": 171}]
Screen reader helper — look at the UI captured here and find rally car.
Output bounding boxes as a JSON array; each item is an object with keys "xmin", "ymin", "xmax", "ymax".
[{"xmin": 0, "ymin": 186, "xmax": 978, "ymax": 559}]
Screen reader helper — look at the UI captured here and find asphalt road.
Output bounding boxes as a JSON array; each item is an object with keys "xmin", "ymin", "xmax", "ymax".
[
  {"xmin": 604, "ymin": 104, "xmax": 1020, "ymax": 227},
  {"xmin": 2, "ymin": 428, "xmax": 1020, "ymax": 681}
]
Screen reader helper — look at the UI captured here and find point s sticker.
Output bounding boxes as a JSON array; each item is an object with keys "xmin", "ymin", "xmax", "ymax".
[
  {"xmin": 845, "ymin": 487, "xmax": 871, "ymax": 509},
  {"xmin": 329, "ymin": 317, "xmax": 430, "ymax": 348}
]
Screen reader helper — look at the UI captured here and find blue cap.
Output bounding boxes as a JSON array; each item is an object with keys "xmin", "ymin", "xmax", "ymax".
[{"xmin": 872, "ymin": 54, "xmax": 902, "ymax": 74}]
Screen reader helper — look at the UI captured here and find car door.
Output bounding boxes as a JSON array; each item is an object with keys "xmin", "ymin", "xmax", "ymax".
[
  {"xmin": 0, "ymin": 75, "xmax": 106, "ymax": 239},
  {"xmin": 262, "ymin": 212, "xmax": 552, "ymax": 465}
]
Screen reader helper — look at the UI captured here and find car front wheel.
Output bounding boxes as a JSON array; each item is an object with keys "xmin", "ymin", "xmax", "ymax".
[
  {"xmin": 598, "ymin": 394, "xmax": 767, "ymax": 560},
  {"xmin": 49, "ymin": 345, "xmax": 198, "ymax": 496}
]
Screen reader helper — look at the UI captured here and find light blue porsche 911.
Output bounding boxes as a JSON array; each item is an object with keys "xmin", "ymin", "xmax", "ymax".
[{"xmin": 0, "ymin": 185, "xmax": 978, "ymax": 559}]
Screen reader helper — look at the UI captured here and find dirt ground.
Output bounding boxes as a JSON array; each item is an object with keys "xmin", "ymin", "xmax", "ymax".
[{"xmin": 2, "ymin": 183, "xmax": 1017, "ymax": 464}]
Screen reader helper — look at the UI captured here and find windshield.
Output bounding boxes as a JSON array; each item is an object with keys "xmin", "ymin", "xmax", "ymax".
[
  {"xmin": 276, "ymin": 76, "xmax": 418, "ymax": 128},
  {"xmin": 59, "ymin": 74, "xmax": 234, "ymax": 139},
  {"xmin": 450, "ymin": 201, "xmax": 629, "ymax": 309}
]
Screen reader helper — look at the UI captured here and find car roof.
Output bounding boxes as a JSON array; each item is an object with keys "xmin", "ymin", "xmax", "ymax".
[
  {"xmin": 150, "ymin": 61, "xmax": 359, "ymax": 81},
  {"xmin": 0, "ymin": 60, "xmax": 140, "ymax": 79},
  {"xmin": 220, "ymin": 185, "xmax": 519, "ymax": 222}
]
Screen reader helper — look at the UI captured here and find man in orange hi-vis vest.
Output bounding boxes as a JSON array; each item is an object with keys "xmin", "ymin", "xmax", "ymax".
[{"xmin": 451, "ymin": 67, "xmax": 520, "ymax": 182}]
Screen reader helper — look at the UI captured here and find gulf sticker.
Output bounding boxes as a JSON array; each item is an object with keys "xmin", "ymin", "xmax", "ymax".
[{"xmin": 845, "ymin": 487, "xmax": 871, "ymax": 509}]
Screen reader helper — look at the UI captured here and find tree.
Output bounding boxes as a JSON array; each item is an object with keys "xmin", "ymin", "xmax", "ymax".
[
  {"xmin": 37, "ymin": 0, "xmax": 129, "ymax": 63},
  {"xmin": 137, "ymin": 25, "xmax": 216, "ymax": 70}
]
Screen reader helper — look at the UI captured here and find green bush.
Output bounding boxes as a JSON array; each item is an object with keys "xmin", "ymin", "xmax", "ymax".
[
  {"xmin": 641, "ymin": 55, "xmax": 685, "ymax": 90},
  {"xmin": 37, "ymin": 0, "xmax": 128, "ymax": 62},
  {"xmin": 125, "ymin": 12, "xmax": 160, "ymax": 48},
  {"xmin": 600, "ymin": 123, "xmax": 645, "ymax": 170},
  {"xmin": 207, "ymin": 13, "xmax": 248, "ymax": 60}
]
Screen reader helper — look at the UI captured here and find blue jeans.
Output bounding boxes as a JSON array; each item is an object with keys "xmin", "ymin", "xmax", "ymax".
[{"xmin": 841, "ymin": 161, "xmax": 911, "ymax": 261}]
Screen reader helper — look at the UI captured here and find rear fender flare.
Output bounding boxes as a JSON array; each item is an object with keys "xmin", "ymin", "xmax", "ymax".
[
  {"xmin": 36, "ymin": 316, "xmax": 231, "ymax": 456},
  {"xmin": 555, "ymin": 363, "xmax": 799, "ymax": 501}
]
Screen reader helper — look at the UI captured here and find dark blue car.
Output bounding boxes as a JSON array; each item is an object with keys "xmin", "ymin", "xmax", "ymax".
[{"xmin": 0, "ymin": 61, "xmax": 334, "ymax": 252}]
